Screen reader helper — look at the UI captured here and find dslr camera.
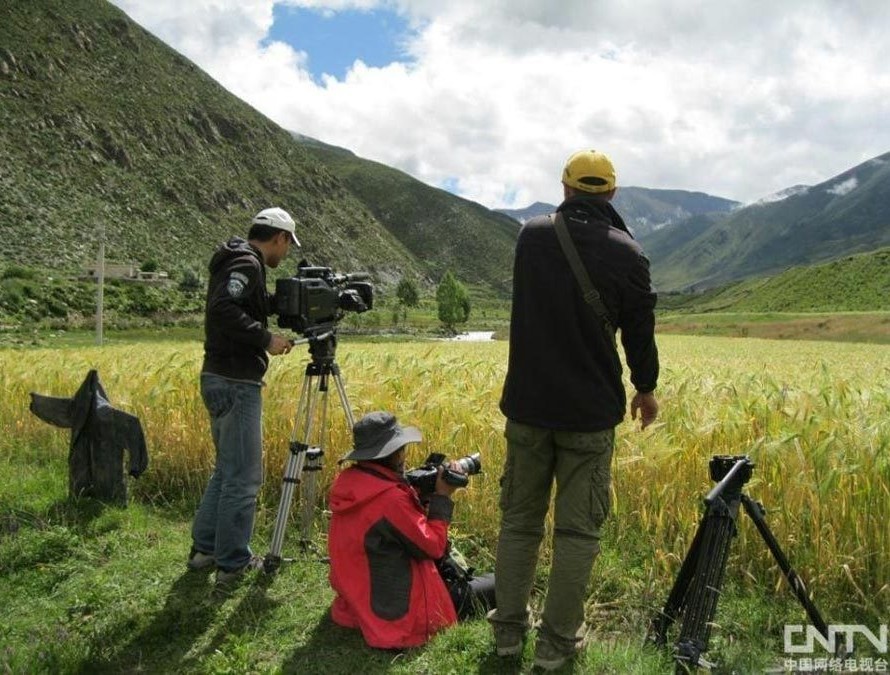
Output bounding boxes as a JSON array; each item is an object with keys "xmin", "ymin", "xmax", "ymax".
[
  {"xmin": 405, "ymin": 452, "xmax": 482, "ymax": 496},
  {"xmin": 273, "ymin": 265, "xmax": 373, "ymax": 334}
]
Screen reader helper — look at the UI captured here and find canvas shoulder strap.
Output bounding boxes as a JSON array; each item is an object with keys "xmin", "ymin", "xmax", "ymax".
[{"xmin": 549, "ymin": 212, "xmax": 617, "ymax": 344}]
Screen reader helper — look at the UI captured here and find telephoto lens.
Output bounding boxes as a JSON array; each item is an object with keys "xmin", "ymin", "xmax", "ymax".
[{"xmin": 453, "ymin": 453, "xmax": 482, "ymax": 476}]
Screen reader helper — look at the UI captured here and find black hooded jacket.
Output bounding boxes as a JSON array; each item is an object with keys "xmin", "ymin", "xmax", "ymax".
[
  {"xmin": 201, "ymin": 238, "xmax": 273, "ymax": 383},
  {"xmin": 30, "ymin": 369, "xmax": 148, "ymax": 505},
  {"xmin": 500, "ymin": 194, "xmax": 659, "ymax": 432}
]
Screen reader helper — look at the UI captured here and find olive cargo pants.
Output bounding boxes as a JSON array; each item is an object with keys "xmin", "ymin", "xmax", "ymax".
[{"xmin": 490, "ymin": 419, "xmax": 615, "ymax": 653}]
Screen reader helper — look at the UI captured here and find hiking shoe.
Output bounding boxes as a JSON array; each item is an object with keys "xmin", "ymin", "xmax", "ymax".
[
  {"xmin": 487, "ymin": 608, "xmax": 528, "ymax": 657},
  {"xmin": 186, "ymin": 547, "xmax": 216, "ymax": 571},
  {"xmin": 215, "ymin": 555, "xmax": 264, "ymax": 587},
  {"xmin": 533, "ymin": 624, "xmax": 590, "ymax": 671}
]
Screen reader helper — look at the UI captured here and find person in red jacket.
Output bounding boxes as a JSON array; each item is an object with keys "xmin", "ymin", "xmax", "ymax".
[{"xmin": 328, "ymin": 411, "xmax": 491, "ymax": 649}]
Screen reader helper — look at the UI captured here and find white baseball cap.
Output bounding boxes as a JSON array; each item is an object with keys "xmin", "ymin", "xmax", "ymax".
[{"xmin": 252, "ymin": 207, "xmax": 300, "ymax": 246}]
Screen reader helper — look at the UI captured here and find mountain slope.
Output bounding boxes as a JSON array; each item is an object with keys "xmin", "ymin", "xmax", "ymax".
[
  {"xmin": 497, "ymin": 201, "xmax": 555, "ymax": 224},
  {"xmin": 637, "ymin": 212, "xmax": 727, "ymax": 261},
  {"xmin": 613, "ymin": 188, "xmax": 738, "ymax": 237},
  {"xmin": 645, "ymin": 153, "xmax": 890, "ymax": 290},
  {"xmin": 0, "ymin": 0, "xmax": 517, "ymax": 294},
  {"xmin": 294, "ymin": 136, "xmax": 519, "ymax": 292},
  {"xmin": 662, "ymin": 247, "xmax": 890, "ymax": 312}
]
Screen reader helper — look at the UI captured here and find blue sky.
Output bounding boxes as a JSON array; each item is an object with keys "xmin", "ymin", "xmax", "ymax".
[{"xmin": 264, "ymin": 5, "xmax": 414, "ymax": 82}]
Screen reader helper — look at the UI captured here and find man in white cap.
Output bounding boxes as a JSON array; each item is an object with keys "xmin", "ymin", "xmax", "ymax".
[
  {"xmin": 187, "ymin": 207, "xmax": 299, "ymax": 588},
  {"xmin": 491, "ymin": 150, "xmax": 660, "ymax": 669}
]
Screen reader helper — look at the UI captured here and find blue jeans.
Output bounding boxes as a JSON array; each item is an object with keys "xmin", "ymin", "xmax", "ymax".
[{"xmin": 191, "ymin": 373, "xmax": 263, "ymax": 571}]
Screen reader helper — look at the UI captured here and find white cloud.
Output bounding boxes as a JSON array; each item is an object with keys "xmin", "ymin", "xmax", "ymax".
[
  {"xmin": 111, "ymin": 0, "xmax": 890, "ymax": 208},
  {"xmin": 827, "ymin": 177, "xmax": 858, "ymax": 196}
]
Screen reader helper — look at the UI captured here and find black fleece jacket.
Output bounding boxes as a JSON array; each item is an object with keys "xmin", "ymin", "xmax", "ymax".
[
  {"xmin": 201, "ymin": 238, "xmax": 273, "ymax": 383},
  {"xmin": 500, "ymin": 194, "xmax": 659, "ymax": 432}
]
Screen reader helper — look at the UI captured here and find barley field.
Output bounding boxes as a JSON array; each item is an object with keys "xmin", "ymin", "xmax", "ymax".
[{"xmin": 1, "ymin": 335, "xmax": 888, "ymax": 619}]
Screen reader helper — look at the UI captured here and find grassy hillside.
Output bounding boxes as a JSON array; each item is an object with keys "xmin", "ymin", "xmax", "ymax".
[
  {"xmin": 661, "ymin": 247, "xmax": 890, "ymax": 313},
  {"xmin": 653, "ymin": 248, "xmax": 890, "ymax": 343},
  {"xmin": 0, "ymin": 0, "xmax": 516, "ymax": 296},
  {"xmin": 296, "ymin": 136, "xmax": 519, "ymax": 294},
  {"xmin": 639, "ymin": 212, "xmax": 726, "ymax": 261}
]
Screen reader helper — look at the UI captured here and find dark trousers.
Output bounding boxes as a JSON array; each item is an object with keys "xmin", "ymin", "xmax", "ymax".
[
  {"xmin": 492, "ymin": 419, "xmax": 615, "ymax": 651},
  {"xmin": 448, "ymin": 573, "xmax": 497, "ymax": 620},
  {"xmin": 438, "ymin": 552, "xmax": 497, "ymax": 620}
]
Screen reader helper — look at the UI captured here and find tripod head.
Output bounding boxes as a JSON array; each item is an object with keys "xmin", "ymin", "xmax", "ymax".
[
  {"xmin": 288, "ymin": 323, "xmax": 339, "ymax": 366},
  {"xmin": 705, "ymin": 455, "xmax": 754, "ymax": 506}
]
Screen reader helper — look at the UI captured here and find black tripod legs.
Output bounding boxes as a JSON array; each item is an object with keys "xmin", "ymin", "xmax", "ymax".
[
  {"xmin": 649, "ymin": 456, "xmax": 830, "ymax": 672},
  {"xmin": 741, "ymin": 495, "xmax": 829, "ymax": 638},
  {"xmin": 674, "ymin": 499, "xmax": 738, "ymax": 671},
  {"xmin": 648, "ymin": 495, "xmax": 740, "ymax": 672}
]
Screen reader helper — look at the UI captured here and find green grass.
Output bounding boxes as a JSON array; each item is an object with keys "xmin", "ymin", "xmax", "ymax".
[
  {"xmin": 656, "ymin": 311, "xmax": 890, "ymax": 343},
  {"xmin": 1, "ymin": 447, "xmax": 804, "ymax": 674},
  {"xmin": 0, "ymin": 280, "xmax": 512, "ymax": 347}
]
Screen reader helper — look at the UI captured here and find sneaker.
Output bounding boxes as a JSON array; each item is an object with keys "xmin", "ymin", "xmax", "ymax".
[
  {"xmin": 533, "ymin": 624, "xmax": 590, "ymax": 671},
  {"xmin": 186, "ymin": 547, "xmax": 216, "ymax": 571},
  {"xmin": 487, "ymin": 608, "xmax": 528, "ymax": 657},
  {"xmin": 215, "ymin": 555, "xmax": 264, "ymax": 587}
]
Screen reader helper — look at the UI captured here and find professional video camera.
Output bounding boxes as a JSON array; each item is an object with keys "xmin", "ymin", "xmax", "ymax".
[
  {"xmin": 273, "ymin": 265, "xmax": 373, "ymax": 334},
  {"xmin": 405, "ymin": 452, "xmax": 482, "ymax": 495}
]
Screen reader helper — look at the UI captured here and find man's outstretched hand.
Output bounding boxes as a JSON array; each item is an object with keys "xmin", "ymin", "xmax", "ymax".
[
  {"xmin": 630, "ymin": 391, "xmax": 659, "ymax": 429},
  {"xmin": 267, "ymin": 334, "xmax": 293, "ymax": 356}
]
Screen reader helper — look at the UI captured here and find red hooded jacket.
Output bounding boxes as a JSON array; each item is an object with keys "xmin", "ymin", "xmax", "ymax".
[{"xmin": 327, "ymin": 463, "xmax": 458, "ymax": 648}]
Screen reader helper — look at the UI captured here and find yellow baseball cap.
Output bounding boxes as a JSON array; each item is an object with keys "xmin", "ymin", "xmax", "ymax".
[{"xmin": 562, "ymin": 150, "xmax": 617, "ymax": 194}]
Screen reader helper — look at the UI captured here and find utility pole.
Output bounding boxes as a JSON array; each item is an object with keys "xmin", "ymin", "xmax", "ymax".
[{"xmin": 96, "ymin": 221, "xmax": 105, "ymax": 346}]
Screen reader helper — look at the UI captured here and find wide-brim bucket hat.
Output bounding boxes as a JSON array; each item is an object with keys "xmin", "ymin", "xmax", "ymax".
[{"xmin": 341, "ymin": 411, "xmax": 422, "ymax": 462}]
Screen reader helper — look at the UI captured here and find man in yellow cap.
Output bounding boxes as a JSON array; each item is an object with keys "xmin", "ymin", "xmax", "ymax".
[{"xmin": 490, "ymin": 150, "xmax": 660, "ymax": 669}]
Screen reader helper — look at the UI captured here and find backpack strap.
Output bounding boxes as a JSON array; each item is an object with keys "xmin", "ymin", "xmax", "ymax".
[{"xmin": 549, "ymin": 212, "xmax": 617, "ymax": 346}]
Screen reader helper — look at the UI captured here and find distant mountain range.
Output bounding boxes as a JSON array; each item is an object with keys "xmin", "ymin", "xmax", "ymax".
[
  {"xmin": 497, "ymin": 189, "xmax": 739, "ymax": 238},
  {"xmin": 1, "ymin": 0, "xmax": 888, "ymax": 300},
  {"xmin": 499, "ymin": 155, "xmax": 890, "ymax": 292},
  {"xmin": 641, "ymin": 152, "xmax": 890, "ymax": 290}
]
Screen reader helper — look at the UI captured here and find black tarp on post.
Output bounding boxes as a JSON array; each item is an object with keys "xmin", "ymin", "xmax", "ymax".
[{"xmin": 29, "ymin": 369, "xmax": 149, "ymax": 505}]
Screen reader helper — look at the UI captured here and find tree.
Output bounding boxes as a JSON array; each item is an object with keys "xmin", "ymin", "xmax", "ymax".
[
  {"xmin": 396, "ymin": 277, "xmax": 420, "ymax": 308},
  {"xmin": 140, "ymin": 259, "xmax": 159, "ymax": 273},
  {"xmin": 436, "ymin": 270, "xmax": 471, "ymax": 332},
  {"xmin": 178, "ymin": 267, "xmax": 202, "ymax": 294}
]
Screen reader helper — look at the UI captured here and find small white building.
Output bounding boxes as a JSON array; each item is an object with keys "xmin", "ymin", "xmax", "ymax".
[
  {"xmin": 82, "ymin": 262, "xmax": 170, "ymax": 284},
  {"xmin": 82, "ymin": 262, "xmax": 138, "ymax": 280}
]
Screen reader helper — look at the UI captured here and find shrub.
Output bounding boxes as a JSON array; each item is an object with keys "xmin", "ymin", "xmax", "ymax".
[{"xmin": 1, "ymin": 265, "xmax": 38, "ymax": 281}]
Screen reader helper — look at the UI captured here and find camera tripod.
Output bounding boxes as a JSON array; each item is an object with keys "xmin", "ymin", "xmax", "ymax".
[
  {"xmin": 648, "ymin": 455, "xmax": 830, "ymax": 673},
  {"xmin": 264, "ymin": 327, "xmax": 355, "ymax": 573}
]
